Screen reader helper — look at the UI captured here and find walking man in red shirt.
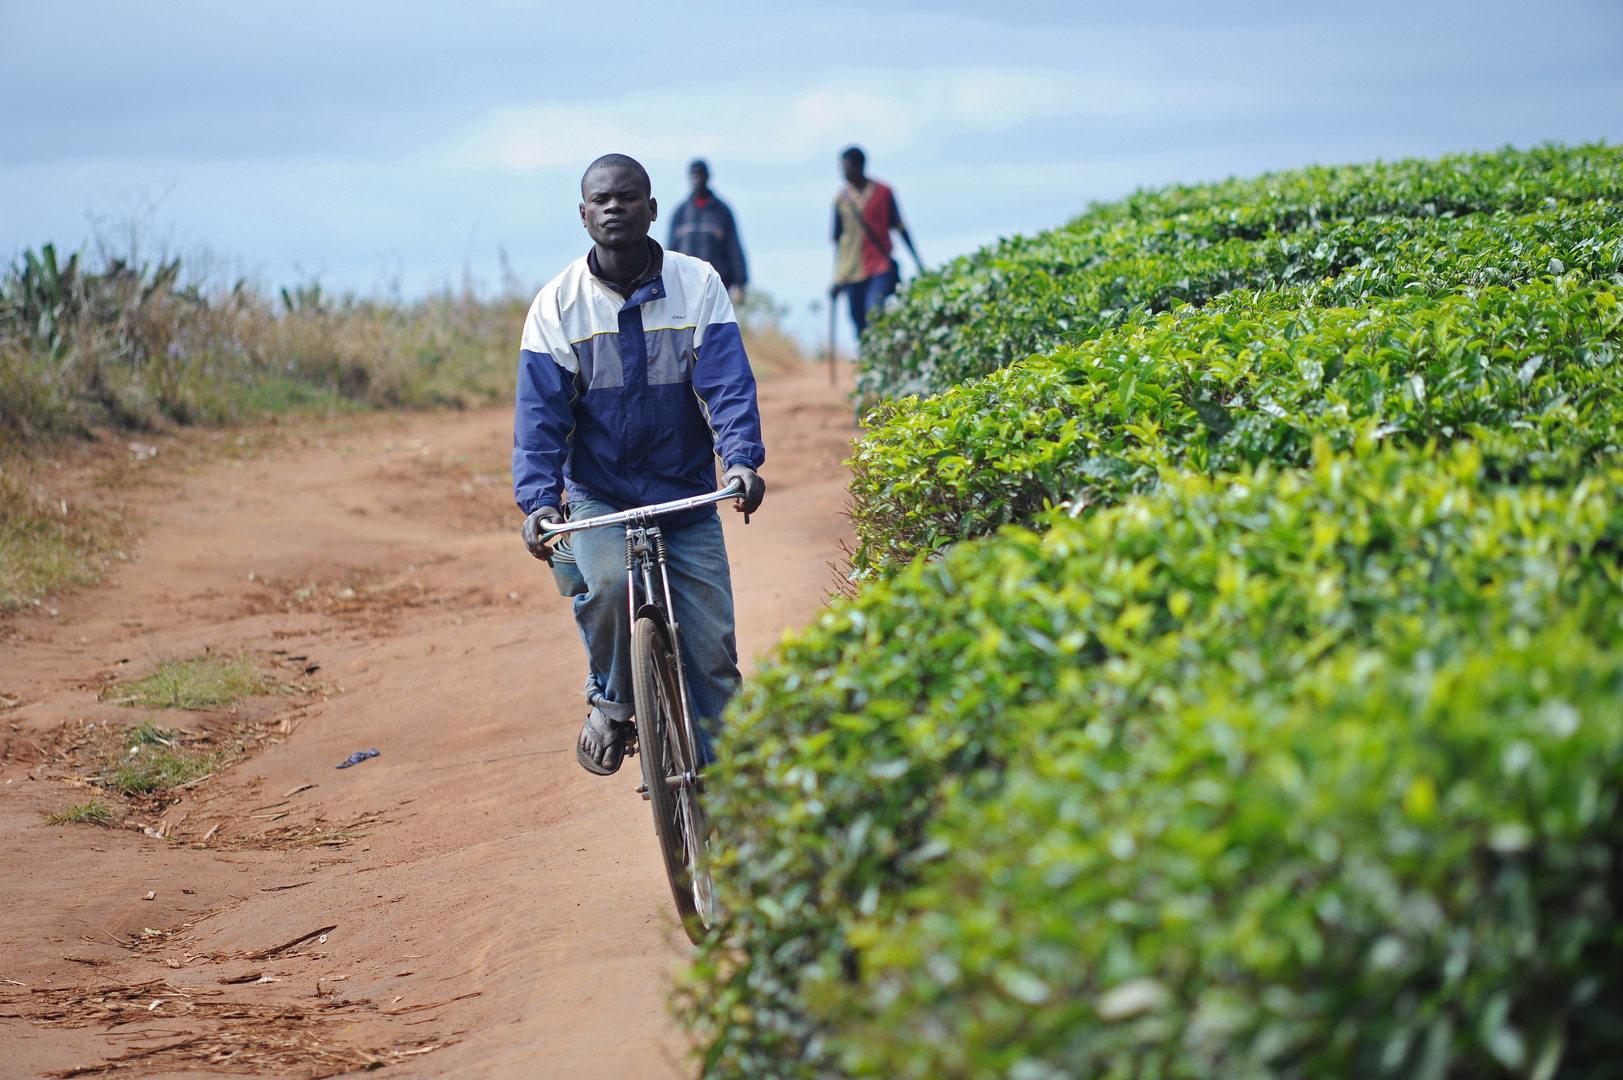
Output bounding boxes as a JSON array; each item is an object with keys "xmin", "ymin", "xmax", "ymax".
[{"xmin": 831, "ymin": 145, "xmax": 922, "ymax": 340}]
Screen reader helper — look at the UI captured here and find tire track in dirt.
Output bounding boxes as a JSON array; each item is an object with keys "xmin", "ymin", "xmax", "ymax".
[{"xmin": 0, "ymin": 364, "xmax": 857, "ymax": 1078}]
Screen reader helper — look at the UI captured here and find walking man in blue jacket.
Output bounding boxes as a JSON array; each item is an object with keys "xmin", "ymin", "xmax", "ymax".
[
  {"xmin": 513, "ymin": 153, "xmax": 766, "ymax": 776},
  {"xmin": 667, "ymin": 159, "xmax": 748, "ymax": 303}
]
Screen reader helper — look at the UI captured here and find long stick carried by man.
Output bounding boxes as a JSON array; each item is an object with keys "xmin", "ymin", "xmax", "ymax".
[{"xmin": 827, "ymin": 282, "xmax": 838, "ymax": 386}]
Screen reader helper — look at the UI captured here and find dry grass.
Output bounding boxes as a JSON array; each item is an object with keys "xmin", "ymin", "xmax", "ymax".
[
  {"xmin": 25, "ymin": 712, "xmax": 391, "ymax": 849},
  {"xmin": 210, "ymin": 809, "xmax": 388, "ymax": 852},
  {"xmin": 737, "ymin": 290, "xmax": 810, "ymax": 377},
  {"xmin": 0, "ymin": 456, "xmax": 115, "ymax": 611},
  {"xmin": 740, "ymin": 323, "xmax": 809, "ymax": 377},
  {"xmin": 0, "ymin": 242, "xmax": 807, "ymax": 610},
  {"xmin": 0, "ymin": 979, "xmax": 456, "ymax": 1077},
  {"xmin": 37, "ymin": 710, "xmax": 288, "ymax": 805},
  {"xmin": 1, "ymin": 259, "xmax": 525, "ymax": 445}
]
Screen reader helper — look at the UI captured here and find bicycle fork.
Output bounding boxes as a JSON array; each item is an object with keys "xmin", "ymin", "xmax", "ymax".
[{"xmin": 624, "ymin": 524, "xmax": 705, "ymax": 780}]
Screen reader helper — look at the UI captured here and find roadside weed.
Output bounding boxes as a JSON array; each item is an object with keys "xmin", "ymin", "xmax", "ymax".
[
  {"xmin": 42, "ymin": 799, "xmax": 117, "ymax": 827},
  {"xmin": 106, "ymin": 654, "xmax": 265, "ymax": 710},
  {"xmin": 102, "ymin": 720, "xmax": 219, "ymax": 794},
  {"xmin": 0, "ymin": 458, "xmax": 109, "ymax": 611}
]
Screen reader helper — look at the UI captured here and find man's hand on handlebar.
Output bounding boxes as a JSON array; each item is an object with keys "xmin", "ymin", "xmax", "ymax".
[
  {"xmin": 723, "ymin": 463, "xmax": 765, "ymax": 516},
  {"xmin": 521, "ymin": 505, "xmax": 565, "ymax": 562}
]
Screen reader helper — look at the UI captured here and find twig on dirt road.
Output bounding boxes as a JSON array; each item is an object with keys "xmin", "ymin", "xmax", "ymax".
[
  {"xmin": 54, "ymin": 1032, "xmax": 214, "ymax": 1076},
  {"xmin": 244, "ymin": 924, "xmax": 338, "ymax": 961},
  {"xmin": 381, "ymin": 991, "xmax": 481, "ymax": 1015}
]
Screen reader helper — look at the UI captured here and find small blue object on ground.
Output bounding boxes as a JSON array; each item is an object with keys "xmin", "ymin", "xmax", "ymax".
[{"xmin": 336, "ymin": 748, "xmax": 380, "ymax": 769}]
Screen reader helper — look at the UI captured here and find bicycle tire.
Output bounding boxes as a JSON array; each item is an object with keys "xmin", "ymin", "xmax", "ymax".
[{"xmin": 632, "ymin": 616, "xmax": 714, "ymax": 942}]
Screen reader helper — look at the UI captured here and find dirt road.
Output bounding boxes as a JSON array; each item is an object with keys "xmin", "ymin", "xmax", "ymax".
[{"xmin": 0, "ymin": 364, "xmax": 856, "ymax": 1078}]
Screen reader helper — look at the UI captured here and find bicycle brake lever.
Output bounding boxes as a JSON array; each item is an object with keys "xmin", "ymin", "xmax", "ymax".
[{"xmin": 724, "ymin": 476, "xmax": 750, "ymax": 523}]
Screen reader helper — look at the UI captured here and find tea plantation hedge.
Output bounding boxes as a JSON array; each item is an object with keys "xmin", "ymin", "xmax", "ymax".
[
  {"xmin": 848, "ymin": 145, "xmax": 1623, "ymax": 572},
  {"xmin": 850, "ymin": 275, "xmax": 1623, "ymax": 571},
  {"xmin": 688, "ymin": 448, "xmax": 1623, "ymax": 1079},
  {"xmin": 855, "ymin": 143, "xmax": 1623, "ymax": 405},
  {"xmin": 681, "ymin": 145, "xmax": 1623, "ymax": 1080}
]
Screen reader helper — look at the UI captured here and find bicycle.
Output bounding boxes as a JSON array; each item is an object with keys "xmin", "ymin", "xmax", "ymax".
[{"xmin": 538, "ymin": 478, "xmax": 743, "ymax": 944}]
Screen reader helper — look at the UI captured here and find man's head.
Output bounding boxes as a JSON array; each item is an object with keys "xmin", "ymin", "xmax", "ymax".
[
  {"xmin": 688, "ymin": 159, "xmax": 710, "ymax": 194},
  {"xmin": 579, "ymin": 154, "xmax": 656, "ymax": 251},
  {"xmin": 840, "ymin": 145, "xmax": 866, "ymax": 186}
]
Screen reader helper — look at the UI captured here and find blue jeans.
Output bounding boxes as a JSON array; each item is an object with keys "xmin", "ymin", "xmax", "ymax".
[
  {"xmin": 561, "ymin": 497, "xmax": 739, "ymax": 763},
  {"xmin": 841, "ymin": 268, "xmax": 898, "ymax": 338}
]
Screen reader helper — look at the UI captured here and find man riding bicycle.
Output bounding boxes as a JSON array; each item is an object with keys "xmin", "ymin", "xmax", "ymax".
[{"xmin": 513, "ymin": 153, "xmax": 766, "ymax": 777}]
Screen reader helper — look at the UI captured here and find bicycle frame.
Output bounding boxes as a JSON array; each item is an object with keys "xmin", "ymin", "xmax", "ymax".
[
  {"xmin": 623, "ymin": 521, "xmax": 698, "ymax": 766},
  {"xmin": 540, "ymin": 478, "xmax": 743, "ymax": 767}
]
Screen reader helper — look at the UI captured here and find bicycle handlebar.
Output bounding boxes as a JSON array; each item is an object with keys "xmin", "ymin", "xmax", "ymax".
[{"xmin": 538, "ymin": 478, "xmax": 745, "ymax": 539}]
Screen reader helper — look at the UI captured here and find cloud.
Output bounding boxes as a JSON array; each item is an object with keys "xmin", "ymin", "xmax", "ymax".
[{"xmin": 450, "ymin": 66, "xmax": 1248, "ymax": 174}]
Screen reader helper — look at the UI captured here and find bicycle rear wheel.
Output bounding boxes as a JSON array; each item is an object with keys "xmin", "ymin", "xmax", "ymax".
[{"xmin": 632, "ymin": 616, "xmax": 715, "ymax": 943}]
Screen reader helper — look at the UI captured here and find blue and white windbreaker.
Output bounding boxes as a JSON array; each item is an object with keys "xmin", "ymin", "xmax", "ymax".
[{"xmin": 512, "ymin": 243, "xmax": 764, "ymax": 529}]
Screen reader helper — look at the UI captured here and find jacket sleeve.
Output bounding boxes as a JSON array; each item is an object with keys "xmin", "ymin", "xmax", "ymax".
[
  {"xmin": 511, "ymin": 290, "xmax": 580, "ymax": 513},
  {"xmin": 692, "ymin": 272, "xmax": 764, "ymax": 471},
  {"xmin": 723, "ymin": 204, "xmax": 748, "ymax": 287}
]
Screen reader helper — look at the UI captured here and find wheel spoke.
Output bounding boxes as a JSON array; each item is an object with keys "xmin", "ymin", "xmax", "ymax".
[
  {"xmin": 632, "ymin": 616, "xmax": 714, "ymax": 942},
  {"xmin": 658, "ymin": 641, "xmax": 715, "ymax": 928}
]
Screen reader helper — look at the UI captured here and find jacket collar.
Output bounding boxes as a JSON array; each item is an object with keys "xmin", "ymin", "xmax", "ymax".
[{"xmin": 588, "ymin": 238, "xmax": 665, "ymax": 308}]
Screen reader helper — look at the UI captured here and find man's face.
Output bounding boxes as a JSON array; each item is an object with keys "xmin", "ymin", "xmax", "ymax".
[
  {"xmin": 841, "ymin": 155, "xmax": 864, "ymax": 186},
  {"xmin": 689, "ymin": 164, "xmax": 709, "ymax": 192},
  {"xmin": 579, "ymin": 165, "xmax": 657, "ymax": 251}
]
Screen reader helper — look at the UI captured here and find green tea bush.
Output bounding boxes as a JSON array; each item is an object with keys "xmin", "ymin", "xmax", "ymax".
[
  {"xmin": 682, "ymin": 144, "xmax": 1623, "ymax": 1080},
  {"xmin": 685, "ymin": 447, "xmax": 1623, "ymax": 1078},
  {"xmin": 856, "ymin": 144, "xmax": 1623, "ymax": 404},
  {"xmin": 842, "ymin": 627, "xmax": 1623, "ymax": 1080},
  {"xmin": 849, "ymin": 276, "xmax": 1623, "ymax": 570}
]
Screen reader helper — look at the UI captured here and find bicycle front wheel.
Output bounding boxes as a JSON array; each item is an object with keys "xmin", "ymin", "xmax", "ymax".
[{"xmin": 631, "ymin": 616, "xmax": 715, "ymax": 943}]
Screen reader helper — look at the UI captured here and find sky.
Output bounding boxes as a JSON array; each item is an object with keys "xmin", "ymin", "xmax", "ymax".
[{"xmin": 3, "ymin": 0, "xmax": 1621, "ymax": 348}]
